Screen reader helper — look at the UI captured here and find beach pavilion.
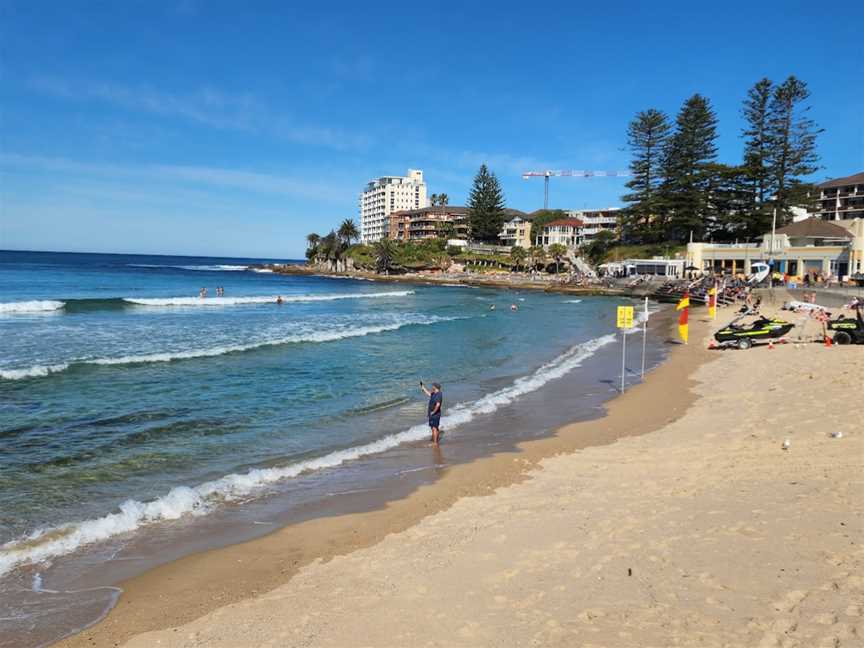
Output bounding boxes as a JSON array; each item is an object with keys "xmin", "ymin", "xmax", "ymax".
[{"xmin": 686, "ymin": 217, "xmax": 864, "ymax": 280}]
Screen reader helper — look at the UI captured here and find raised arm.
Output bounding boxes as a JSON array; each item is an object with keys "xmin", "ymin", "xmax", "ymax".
[{"xmin": 419, "ymin": 381, "xmax": 432, "ymax": 397}]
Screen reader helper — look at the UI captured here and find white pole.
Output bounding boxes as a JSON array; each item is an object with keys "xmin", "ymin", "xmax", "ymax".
[
  {"xmin": 621, "ymin": 329, "xmax": 627, "ymax": 393},
  {"xmin": 769, "ymin": 207, "xmax": 777, "ymax": 290},
  {"xmin": 640, "ymin": 296, "xmax": 648, "ymax": 379}
]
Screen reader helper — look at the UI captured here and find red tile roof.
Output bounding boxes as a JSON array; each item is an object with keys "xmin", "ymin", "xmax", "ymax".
[{"xmin": 544, "ymin": 218, "xmax": 585, "ymax": 228}]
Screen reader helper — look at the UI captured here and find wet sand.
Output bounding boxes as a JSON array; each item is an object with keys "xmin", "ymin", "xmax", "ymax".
[
  {"xmin": 64, "ymin": 302, "xmax": 863, "ymax": 647},
  {"xmin": 59, "ymin": 309, "xmax": 695, "ymax": 646}
]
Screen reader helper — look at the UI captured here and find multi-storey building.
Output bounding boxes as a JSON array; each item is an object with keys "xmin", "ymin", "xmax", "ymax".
[
  {"xmin": 388, "ymin": 206, "xmax": 470, "ymax": 242},
  {"xmin": 359, "ymin": 169, "xmax": 427, "ymax": 244},
  {"xmin": 565, "ymin": 208, "xmax": 620, "ymax": 242},
  {"xmin": 539, "ymin": 218, "xmax": 585, "ymax": 249},
  {"xmin": 811, "ymin": 172, "xmax": 864, "ymax": 222},
  {"xmin": 498, "ymin": 213, "xmax": 535, "ymax": 248}
]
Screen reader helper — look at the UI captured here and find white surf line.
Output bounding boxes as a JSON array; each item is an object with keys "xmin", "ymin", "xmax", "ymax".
[
  {"xmin": 0, "ymin": 314, "xmax": 452, "ymax": 381},
  {"xmin": 0, "ymin": 300, "xmax": 65, "ymax": 313},
  {"xmin": 123, "ymin": 290, "xmax": 415, "ymax": 307}
]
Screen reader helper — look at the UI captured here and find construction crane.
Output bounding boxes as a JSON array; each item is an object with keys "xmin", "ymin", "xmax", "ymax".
[{"xmin": 522, "ymin": 170, "xmax": 629, "ymax": 210}]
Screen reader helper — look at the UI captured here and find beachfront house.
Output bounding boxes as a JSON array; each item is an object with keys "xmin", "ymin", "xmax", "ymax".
[
  {"xmin": 687, "ymin": 216, "xmax": 864, "ymax": 280},
  {"xmin": 539, "ymin": 218, "xmax": 585, "ymax": 250},
  {"xmin": 498, "ymin": 214, "xmax": 534, "ymax": 248}
]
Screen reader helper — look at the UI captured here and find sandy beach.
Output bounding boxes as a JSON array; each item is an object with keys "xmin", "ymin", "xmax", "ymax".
[{"xmin": 62, "ymin": 301, "xmax": 863, "ymax": 648}]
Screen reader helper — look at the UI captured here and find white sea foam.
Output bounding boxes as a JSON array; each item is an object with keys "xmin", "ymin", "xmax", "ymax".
[
  {"xmin": 0, "ymin": 364, "xmax": 70, "ymax": 380},
  {"xmin": 124, "ymin": 290, "xmax": 414, "ymax": 307},
  {"xmin": 0, "ymin": 314, "xmax": 449, "ymax": 380},
  {"xmin": 250, "ymin": 268, "xmax": 273, "ymax": 273},
  {"xmin": 564, "ymin": 299, "xmax": 583, "ymax": 304},
  {"xmin": 127, "ymin": 264, "xmax": 249, "ymax": 272},
  {"xmin": 0, "ymin": 333, "xmax": 614, "ymax": 576},
  {"xmin": 0, "ymin": 300, "xmax": 65, "ymax": 314}
]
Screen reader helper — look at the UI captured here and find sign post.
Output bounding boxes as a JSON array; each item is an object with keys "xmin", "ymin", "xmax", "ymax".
[
  {"xmin": 640, "ymin": 297, "xmax": 648, "ymax": 379},
  {"xmin": 616, "ymin": 305, "xmax": 635, "ymax": 392}
]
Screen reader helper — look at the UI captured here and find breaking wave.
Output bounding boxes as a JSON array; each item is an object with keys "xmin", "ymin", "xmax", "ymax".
[
  {"xmin": 0, "ymin": 313, "xmax": 451, "ymax": 381},
  {"xmin": 124, "ymin": 290, "xmax": 414, "ymax": 307},
  {"xmin": 0, "ymin": 300, "xmax": 65, "ymax": 314},
  {"xmin": 127, "ymin": 264, "xmax": 249, "ymax": 272}
]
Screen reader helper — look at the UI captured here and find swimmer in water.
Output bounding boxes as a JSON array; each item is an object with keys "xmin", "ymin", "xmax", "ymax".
[
  {"xmin": 510, "ymin": 303, "xmax": 518, "ymax": 311},
  {"xmin": 276, "ymin": 295, "xmax": 284, "ymax": 305}
]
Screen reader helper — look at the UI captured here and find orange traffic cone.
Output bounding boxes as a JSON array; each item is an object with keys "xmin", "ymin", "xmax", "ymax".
[
  {"xmin": 768, "ymin": 340, "xmax": 774, "ymax": 350},
  {"xmin": 824, "ymin": 335, "xmax": 833, "ymax": 347}
]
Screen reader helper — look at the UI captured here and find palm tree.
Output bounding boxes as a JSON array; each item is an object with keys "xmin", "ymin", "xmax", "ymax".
[
  {"xmin": 338, "ymin": 219, "xmax": 359, "ymax": 247},
  {"xmin": 548, "ymin": 243, "xmax": 568, "ymax": 275},
  {"xmin": 374, "ymin": 238, "xmax": 397, "ymax": 275},
  {"xmin": 429, "ymin": 193, "xmax": 439, "ymax": 207},
  {"xmin": 437, "ymin": 193, "xmax": 449, "ymax": 207},
  {"xmin": 306, "ymin": 232, "xmax": 321, "ymax": 247},
  {"xmin": 510, "ymin": 246, "xmax": 527, "ymax": 271},
  {"xmin": 528, "ymin": 245, "xmax": 545, "ymax": 271}
]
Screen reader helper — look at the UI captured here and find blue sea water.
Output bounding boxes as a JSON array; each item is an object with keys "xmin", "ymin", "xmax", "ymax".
[{"xmin": 0, "ymin": 250, "xmax": 661, "ymax": 646}]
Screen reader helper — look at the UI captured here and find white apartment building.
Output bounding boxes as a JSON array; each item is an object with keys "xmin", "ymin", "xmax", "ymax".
[
  {"xmin": 359, "ymin": 169, "xmax": 428, "ymax": 244},
  {"xmin": 565, "ymin": 208, "xmax": 620, "ymax": 242}
]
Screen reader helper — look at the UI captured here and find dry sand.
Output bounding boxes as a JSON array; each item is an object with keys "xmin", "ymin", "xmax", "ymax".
[{"xmin": 67, "ymin": 306, "xmax": 863, "ymax": 648}]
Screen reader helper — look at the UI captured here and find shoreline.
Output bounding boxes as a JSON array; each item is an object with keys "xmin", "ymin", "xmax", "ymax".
[
  {"xmin": 267, "ymin": 263, "xmax": 651, "ymax": 298},
  {"xmin": 60, "ymin": 307, "xmax": 702, "ymax": 648}
]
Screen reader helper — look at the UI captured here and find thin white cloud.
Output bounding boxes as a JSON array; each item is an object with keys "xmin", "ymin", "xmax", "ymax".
[
  {"xmin": 0, "ymin": 152, "xmax": 355, "ymax": 203},
  {"xmin": 30, "ymin": 76, "xmax": 372, "ymax": 151}
]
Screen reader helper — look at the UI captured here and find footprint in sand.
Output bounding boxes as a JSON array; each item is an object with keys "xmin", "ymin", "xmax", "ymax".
[{"xmin": 772, "ymin": 589, "xmax": 807, "ymax": 613}]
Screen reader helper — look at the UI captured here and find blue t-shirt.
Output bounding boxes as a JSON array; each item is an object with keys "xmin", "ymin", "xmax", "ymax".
[{"xmin": 428, "ymin": 391, "xmax": 443, "ymax": 417}]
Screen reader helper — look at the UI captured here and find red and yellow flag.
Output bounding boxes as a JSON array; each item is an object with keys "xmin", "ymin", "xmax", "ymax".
[
  {"xmin": 707, "ymin": 285, "xmax": 717, "ymax": 320},
  {"xmin": 676, "ymin": 291, "xmax": 689, "ymax": 343}
]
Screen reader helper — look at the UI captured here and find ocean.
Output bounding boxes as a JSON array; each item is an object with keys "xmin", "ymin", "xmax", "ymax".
[{"xmin": 0, "ymin": 250, "xmax": 667, "ymax": 646}]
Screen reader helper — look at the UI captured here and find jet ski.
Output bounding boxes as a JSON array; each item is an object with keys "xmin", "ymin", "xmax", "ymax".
[
  {"xmin": 714, "ymin": 310, "xmax": 794, "ymax": 349},
  {"xmin": 828, "ymin": 305, "xmax": 864, "ymax": 345}
]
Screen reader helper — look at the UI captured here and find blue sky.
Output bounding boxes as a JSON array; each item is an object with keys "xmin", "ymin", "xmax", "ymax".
[{"xmin": 1, "ymin": 1, "xmax": 861, "ymax": 258}]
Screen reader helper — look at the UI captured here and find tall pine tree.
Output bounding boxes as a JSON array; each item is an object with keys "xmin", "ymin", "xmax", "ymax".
[
  {"xmin": 467, "ymin": 164, "xmax": 506, "ymax": 243},
  {"xmin": 742, "ymin": 78, "xmax": 774, "ymax": 207},
  {"xmin": 658, "ymin": 94, "xmax": 719, "ymax": 242},
  {"xmin": 622, "ymin": 109, "xmax": 671, "ymax": 242},
  {"xmin": 766, "ymin": 75, "xmax": 822, "ymax": 224}
]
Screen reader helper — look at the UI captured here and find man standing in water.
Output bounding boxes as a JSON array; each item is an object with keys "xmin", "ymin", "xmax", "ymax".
[{"xmin": 420, "ymin": 381, "xmax": 443, "ymax": 445}]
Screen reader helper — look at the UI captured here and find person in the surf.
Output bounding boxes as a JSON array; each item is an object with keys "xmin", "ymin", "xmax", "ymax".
[{"xmin": 420, "ymin": 381, "xmax": 443, "ymax": 445}]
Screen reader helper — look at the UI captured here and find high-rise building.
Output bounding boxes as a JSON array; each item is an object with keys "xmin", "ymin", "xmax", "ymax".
[{"xmin": 359, "ymin": 169, "xmax": 427, "ymax": 244}]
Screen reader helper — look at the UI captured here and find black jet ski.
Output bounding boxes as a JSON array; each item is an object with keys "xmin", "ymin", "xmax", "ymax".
[
  {"xmin": 828, "ymin": 306, "xmax": 864, "ymax": 345},
  {"xmin": 714, "ymin": 311, "xmax": 794, "ymax": 350}
]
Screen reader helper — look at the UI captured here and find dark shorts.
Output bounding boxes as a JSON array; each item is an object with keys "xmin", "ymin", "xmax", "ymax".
[{"xmin": 428, "ymin": 415, "xmax": 441, "ymax": 429}]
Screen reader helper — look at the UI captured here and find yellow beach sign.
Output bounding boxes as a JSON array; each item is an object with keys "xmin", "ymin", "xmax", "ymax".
[{"xmin": 616, "ymin": 305, "xmax": 634, "ymax": 329}]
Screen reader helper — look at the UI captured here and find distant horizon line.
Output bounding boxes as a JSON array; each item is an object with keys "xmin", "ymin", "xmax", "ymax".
[{"xmin": 0, "ymin": 248, "xmax": 304, "ymax": 261}]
